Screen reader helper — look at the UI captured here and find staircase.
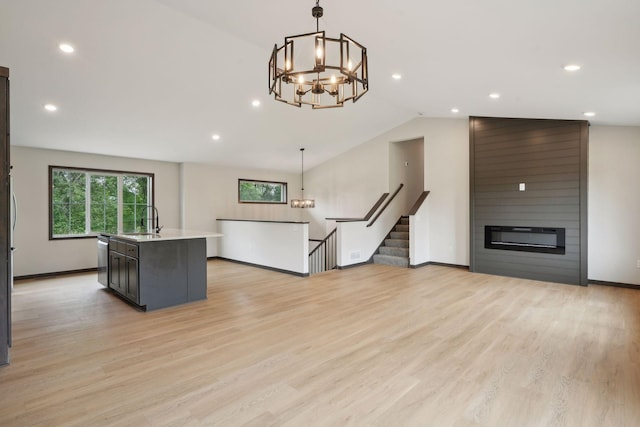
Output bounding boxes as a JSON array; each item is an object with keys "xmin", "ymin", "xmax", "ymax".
[{"xmin": 373, "ymin": 217, "xmax": 409, "ymax": 267}]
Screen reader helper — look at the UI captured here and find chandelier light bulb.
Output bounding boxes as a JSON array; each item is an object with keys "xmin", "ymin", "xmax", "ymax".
[
  {"xmin": 330, "ymin": 75, "xmax": 337, "ymax": 84},
  {"xmin": 316, "ymin": 47, "xmax": 323, "ymax": 59}
]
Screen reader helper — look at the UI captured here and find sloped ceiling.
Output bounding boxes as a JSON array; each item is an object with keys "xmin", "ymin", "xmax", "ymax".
[{"xmin": 1, "ymin": 0, "xmax": 638, "ymax": 172}]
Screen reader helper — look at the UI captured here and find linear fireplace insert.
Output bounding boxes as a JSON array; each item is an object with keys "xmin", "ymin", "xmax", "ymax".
[{"xmin": 485, "ymin": 226, "xmax": 565, "ymax": 254}]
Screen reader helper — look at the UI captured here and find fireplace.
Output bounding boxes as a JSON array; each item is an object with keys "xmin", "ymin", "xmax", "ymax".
[{"xmin": 485, "ymin": 226, "xmax": 565, "ymax": 254}]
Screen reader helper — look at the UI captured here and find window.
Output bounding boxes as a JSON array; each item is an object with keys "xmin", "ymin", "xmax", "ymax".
[
  {"xmin": 49, "ymin": 166, "xmax": 154, "ymax": 239},
  {"xmin": 238, "ymin": 179, "xmax": 287, "ymax": 204}
]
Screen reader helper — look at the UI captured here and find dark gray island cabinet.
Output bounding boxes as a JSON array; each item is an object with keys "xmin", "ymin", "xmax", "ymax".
[{"xmin": 99, "ymin": 230, "xmax": 221, "ymax": 311}]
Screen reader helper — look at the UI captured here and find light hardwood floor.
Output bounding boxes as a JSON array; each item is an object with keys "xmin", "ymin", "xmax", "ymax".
[{"xmin": 1, "ymin": 260, "xmax": 639, "ymax": 426}]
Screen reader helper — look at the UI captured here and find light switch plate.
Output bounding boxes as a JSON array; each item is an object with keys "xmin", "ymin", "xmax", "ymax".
[{"xmin": 519, "ymin": 183, "xmax": 526, "ymax": 191}]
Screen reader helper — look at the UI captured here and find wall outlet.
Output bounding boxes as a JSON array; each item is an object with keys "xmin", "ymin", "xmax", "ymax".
[
  {"xmin": 350, "ymin": 251, "xmax": 361, "ymax": 260},
  {"xmin": 637, "ymin": 259, "xmax": 640, "ymax": 269}
]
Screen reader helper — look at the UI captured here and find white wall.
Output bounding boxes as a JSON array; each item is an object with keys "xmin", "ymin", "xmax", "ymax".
[
  {"xmin": 302, "ymin": 135, "xmax": 390, "ymax": 239},
  {"xmin": 588, "ymin": 125, "xmax": 640, "ymax": 285},
  {"xmin": 389, "ymin": 138, "xmax": 425, "ymax": 214},
  {"xmin": 217, "ymin": 220, "xmax": 308, "ymax": 275},
  {"xmin": 11, "ymin": 146, "xmax": 180, "ymax": 276},
  {"xmin": 410, "ymin": 198, "xmax": 430, "ymax": 266},
  {"xmin": 180, "ymin": 162, "xmax": 300, "ymax": 257},
  {"xmin": 306, "ymin": 117, "xmax": 469, "ymax": 266}
]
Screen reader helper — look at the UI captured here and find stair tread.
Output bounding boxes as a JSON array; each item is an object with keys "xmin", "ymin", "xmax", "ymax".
[
  {"xmin": 384, "ymin": 239, "xmax": 409, "ymax": 248},
  {"xmin": 380, "ymin": 246, "xmax": 409, "ymax": 256},
  {"xmin": 390, "ymin": 231, "xmax": 409, "ymax": 239},
  {"xmin": 373, "ymin": 254, "xmax": 409, "ymax": 267}
]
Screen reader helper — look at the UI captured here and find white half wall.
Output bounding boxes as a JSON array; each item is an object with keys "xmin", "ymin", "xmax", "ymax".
[
  {"xmin": 588, "ymin": 125, "xmax": 640, "ymax": 286},
  {"xmin": 217, "ymin": 220, "xmax": 309, "ymax": 275},
  {"xmin": 11, "ymin": 146, "xmax": 180, "ymax": 276},
  {"xmin": 409, "ymin": 197, "xmax": 430, "ymax": 266}
]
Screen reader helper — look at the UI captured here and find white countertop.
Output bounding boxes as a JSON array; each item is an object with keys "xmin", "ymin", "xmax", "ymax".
[{"xmin": 105, "ymin": 228, "xmax": 223, "ymax": 243}]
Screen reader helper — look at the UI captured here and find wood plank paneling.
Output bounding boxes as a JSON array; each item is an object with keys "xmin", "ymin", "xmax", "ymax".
[{"xmin": 470, "ymin": 117, "xmax": 588, "ymax": 285}]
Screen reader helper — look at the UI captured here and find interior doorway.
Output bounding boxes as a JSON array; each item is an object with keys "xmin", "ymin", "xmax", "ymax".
[{"xmin": 389, "ymin": 137, "xmax": 424, "ymax": 213}]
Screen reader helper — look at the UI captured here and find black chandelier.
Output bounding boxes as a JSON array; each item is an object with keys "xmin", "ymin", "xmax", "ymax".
[
  {"xmin": 291, "ymin": 148, "xmax": 315, "ymax": 208},
  {"xmin": 269, "ymin": 0, "xmax": 368, "ymax": 109}
]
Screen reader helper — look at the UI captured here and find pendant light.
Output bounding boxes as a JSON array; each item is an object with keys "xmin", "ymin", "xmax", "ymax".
[{"xmin": 291, "ymin": 148, "xmax": 315, "ymax": 208}]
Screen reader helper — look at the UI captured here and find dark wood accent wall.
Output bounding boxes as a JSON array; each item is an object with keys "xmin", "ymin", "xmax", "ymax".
[
  {"xmin": 1, "ymin": 66, "xmax": 10, "ymax": 365},
  {"xmin": 470, "ymin": 117, "xmax": 588, "ymax": 286}
]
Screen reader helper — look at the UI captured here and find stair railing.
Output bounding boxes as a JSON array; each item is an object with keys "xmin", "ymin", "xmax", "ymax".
[
  {"xmin": 309, "ymin": 228, "xmax": 337, "ymax": 275},
  {"xmin": 367, "ymin": 183, "xmax": 404, "ymax": 227}
]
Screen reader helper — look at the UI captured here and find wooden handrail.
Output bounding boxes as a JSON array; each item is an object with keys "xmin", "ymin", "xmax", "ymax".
[
  {"xmin": 363, "ymin": 193, "xmax": 389, "ymax": 221},
  {"xmin": 408, "ymin": 191, "xmax": 431, "ymax": 215},
  {"xmin": 325, "ymin": 193, "xmax": 388, "ymax": 222},
  {"xmin": 367, "ymin": 183, "xmax": 404, "ymax": 227}
]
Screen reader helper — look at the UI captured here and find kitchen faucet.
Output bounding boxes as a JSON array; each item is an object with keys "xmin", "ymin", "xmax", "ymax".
[{"xmin": 140, "ymin": 205, "xmax": 163, "ymax": 234}]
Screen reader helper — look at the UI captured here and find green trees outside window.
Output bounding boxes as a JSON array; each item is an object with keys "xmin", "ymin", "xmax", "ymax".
[
  {"xmin": 122, "ymin": 175, "xmax": 150, "ymax": 232},
  {"xmin": 238, "ymin": 179, "xmax": 287, "ymax": 204},
  {"xmin": 50, "ymin": 167, "xmax": 153, "ymax": 239},
  {"xmin": 52, "ymin": 170, "xmax": 86, "ymax": 235},
  {"xmin": 90, "ymin": 175, "xmax": 118, "ymax": 234}
]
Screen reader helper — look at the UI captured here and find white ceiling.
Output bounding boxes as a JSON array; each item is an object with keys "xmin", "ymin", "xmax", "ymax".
[{"xmin": 1, "ymin": 0, "xmax": 639, "ymax": 172}]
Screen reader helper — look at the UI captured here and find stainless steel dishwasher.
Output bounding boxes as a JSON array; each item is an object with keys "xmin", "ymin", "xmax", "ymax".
[{"xmin": 97, "ymin": 235, "xmax": 109, "ymax": 286}]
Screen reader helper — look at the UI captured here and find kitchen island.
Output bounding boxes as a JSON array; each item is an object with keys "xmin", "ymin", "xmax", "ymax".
[{"xmin": 98, "ymin": 229, "xmax": 222, "ymax": 311}]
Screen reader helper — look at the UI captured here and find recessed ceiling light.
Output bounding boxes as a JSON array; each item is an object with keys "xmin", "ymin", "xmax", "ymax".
[
  {"xmin": 564, "ymin": 64, "xmax": 581, "ymax": 72},
  {"xmin": 451, "ymin": 108, "xmax": 459, "ymax": 113},
  {"xmin": 59, "ymin": 43, "xmax": 75, "ymax": 53},
  {"xmin": 489, "ymin": 93, "xmax": 500, "ymax": 99},
  {"xmin": 391, "ymin": 73, "xmax": 402, "ymax": 80},
  {"xmin": 44, "ymin": 104, "xmax": 58, "ymax": 112},
  {"xmin": 211, "ymin": 134, "xmax": 221, "ymax": 141},
  {"xmin": 583, "ymin": 111, "xmax": 596, "ymax": 117},
  {"xmin": 251, "ymin": 99, "xmax": 261, "ymax": 107}
]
